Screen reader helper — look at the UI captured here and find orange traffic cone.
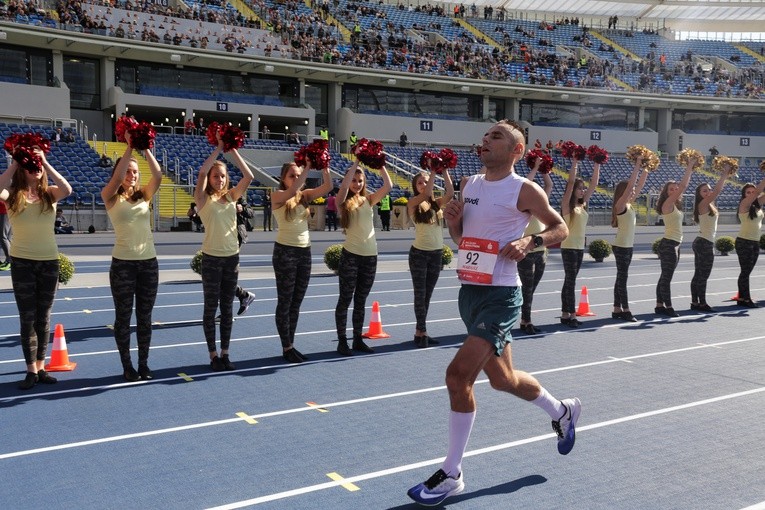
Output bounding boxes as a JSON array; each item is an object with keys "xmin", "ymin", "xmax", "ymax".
[
  {"xmin": 363, "ymin": 301, "xmax": 390, "ymax": 339},
  {"xmin": 45, "ymin": 323, "xmax": 77, "ymax": 371},
  {"xmin": 575, "ymin": 286, "xmax": 596, "ymax": 317},
  {"xmin": 731, "ymin": 292, "xmax": 739, "ymax": 301}
]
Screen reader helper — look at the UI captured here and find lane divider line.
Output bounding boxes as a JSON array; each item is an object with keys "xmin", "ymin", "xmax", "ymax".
[
  {"xmin": 177, "ymin": 373, "xmax": 194, "ymax": 382},
  {"xmin": 236, "ymin": 412, "xmax": 258, "ymax": 425},
  {"xmin": 306, "ymin": 402, "xmax": 329, "ymax": 412},
  {"xmin": 326, "ymin": 472, "xmax": 359, "ymax": 491}
]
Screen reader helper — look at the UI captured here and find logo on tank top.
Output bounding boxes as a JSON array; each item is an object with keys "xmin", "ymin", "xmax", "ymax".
[{"xmin": 463, "ymin": 197, "xmax": 479, "ymax": 205}]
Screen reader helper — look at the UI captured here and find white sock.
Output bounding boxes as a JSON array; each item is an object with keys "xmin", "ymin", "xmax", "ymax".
[
  {"xmin": 442, "ymin": 410, "xmax": 476, "ymax": 478},
  {"xmin": 532, "ymin": 387, "xmax": 565, "ymax": 420}
]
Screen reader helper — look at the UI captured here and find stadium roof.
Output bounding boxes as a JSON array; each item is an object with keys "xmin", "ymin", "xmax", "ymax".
[{"xmin": 446, "ymin": 0, "xmax": 765, "ymax": 22}]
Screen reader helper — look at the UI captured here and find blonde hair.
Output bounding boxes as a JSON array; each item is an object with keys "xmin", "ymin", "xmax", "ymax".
[
  {"xmin": 8, "ymin": 166, "xmax": 54, "ymax": 214},
  {"xmin": 205, "ymin": 161, "xmax": 229, "ymax": 198},
  {"xmin": 339, "ymin": 169, "xmax": 367, "ymax": 229},
  {"xmin": 278, "ymin": 162, "xmax": 308, "ymax": 222},
  {"xmin": 411, "ymin": 171, "xmax": 440, "ymax": 224},
  {"xmin": 112, "ymin": 157, "xmax": 143, "ymax": 200}
]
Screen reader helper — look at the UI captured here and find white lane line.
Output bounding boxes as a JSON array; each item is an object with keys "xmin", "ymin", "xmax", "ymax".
[
  {"xmin": 205, "ymin": 385, "xmax": 765, "ymax": 509},
  {"xmin": 1, "ymin": 335, "xmax": 762, "ymax": 457}
]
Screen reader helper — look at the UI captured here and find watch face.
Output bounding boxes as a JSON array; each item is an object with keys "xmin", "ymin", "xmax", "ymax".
[{"xmin": 534, "ymin": 236, "xmax": 544, "ymax": 247}]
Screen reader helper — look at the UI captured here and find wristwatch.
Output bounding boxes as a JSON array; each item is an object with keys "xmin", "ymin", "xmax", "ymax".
[{"xmin": 532, "ymin": 235, "xmax": 544, "ymax": 248}]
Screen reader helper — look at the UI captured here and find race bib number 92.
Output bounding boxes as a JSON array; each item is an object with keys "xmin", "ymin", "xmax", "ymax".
[{"xmin": 457, "ymin": 237, "xmax": 498, "ymax": 284}]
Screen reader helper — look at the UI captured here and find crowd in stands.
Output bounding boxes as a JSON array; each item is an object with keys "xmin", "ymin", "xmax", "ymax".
[{"xmin": 1, "ymin": 0, "xmax": 763, "ymax": 101}]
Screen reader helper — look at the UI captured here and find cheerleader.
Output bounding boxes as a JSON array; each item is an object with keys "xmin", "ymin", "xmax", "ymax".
[
  {"xmin": 407, "ymin": 165, "xmax": 454, "ymax": 346},
  {"xmin": 610, "ymin": 157, "xmax": 648, "ymax": 321},
  {"xmin": 271, "ymin": 160, "xmax": 332, "ymax": 363},
  {"xmin": 559, "ymin": 158, "xmax": 600, "ymax": 327},
  {"xmin": 690, "ymin": 160, "xmax": 733, "ymax": 312},
  {"xmin": 0, "ymin": 149, "xmax": 72, "ymax": 389},
  {"xmin": 517, "ymin": 159, "xmax": 553, "ymax": 333},
  {"xmin": 194, "ymin": 135, "xmax": 253, "ymax": 370},
  {"xmin": 654, "ymin": 160, "xmax": 694, "ymax": 317},
  {"xmin": 734, "ymin": 165, "xmax": 765, "ymax": 308},
  {"xmin": 335, "ymin": 160, "xmax": 392, "ymax": 355}
]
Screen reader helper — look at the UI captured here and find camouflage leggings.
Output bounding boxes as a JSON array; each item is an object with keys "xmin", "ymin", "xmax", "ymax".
[
  {"xmin": 272, "ymin": 243, "xmax": 312, "ymax": 348},
  {"xmin": 109, "ymin": 257, "xmax": 159, "ymax": 368},
  {"xmin": 201, "ymin": 253, "xmax": 239, "ymax": 353},
  {"xmin": 11, "ymin": 257, "xmax": 59, "ymax": 365},
  {"xmin": 335, "ymin": 249, "xmax": 377, "ymax": 341},
  {"xmin": 735, "ymin": 237, "xmax": 760, "ymax": 301},
  {"xmin": 408, "ymin": 246, "xmax": 442, "ymax": 333}
]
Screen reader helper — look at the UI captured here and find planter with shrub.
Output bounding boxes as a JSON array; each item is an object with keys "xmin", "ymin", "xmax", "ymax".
[
  {"xmin": 587, "ymin": 239, "xmax": 612, "ymax": 262},
  {"xmin": 58, "ymin": 253, "xmax": 75, "ymax": 285},
  {"xmin": 442, "ymin": 245, "xmax": 454, "ymax": 269},
  {"xmin": 715, "ymin": 236, "xmax": 735, "ymax": 256},
  {"xmin": 190, "ymin": 250, "xmax": 203, "ymax": 275},
  {"xmin": 324, "ymin": 243, "xmax": 343, "ymax": 274}
]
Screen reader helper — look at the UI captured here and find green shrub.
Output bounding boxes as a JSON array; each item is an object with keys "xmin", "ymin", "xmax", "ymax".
[
  {"xmin": 393, "ymin": 197, "xmax": 408, "ymax": 205},
  {"xmin": 190, "ymin": 250, "xmax": 203, "ymax": 275},
  {"xmin": 652, "ymin": 237, "xmax": 662, "ymax": 255},
  {"xmin": 715, "ymin": 236, "xmax": 735, "ymax": 255},
  {"xmin": 587, "ymin": 239, "xmax": 612, "ymax": 261},
  {"xmin": 324, "ymin": 243, "xmax": 343, "ymax": 273},
  {"xmin": 58, "ymin": 253, "xmax": 75, "ymax": 285},
  {"xmin": 442, "ymin": 245, "xmax": 454, "ymax": 268}
]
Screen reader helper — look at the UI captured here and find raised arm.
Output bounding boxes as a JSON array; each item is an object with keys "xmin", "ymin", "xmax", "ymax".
[
  {"xmin": 336, "ymin": 160, "xmax": 358, "ymax": 205},
  {"xmin": 272, "ymin": 161, "xmax": 312, "ymax": 209},
  {"xmin": 40, "ymin": 150, "xmax": 72, "ymax": 203},
  {"xmin": 739, "ymin": 173, "xmax": 765, "ymax": 212},
  {"xmin": 444, "ymin": 176, "xmax": 468, "ymax": 244},
  {"xmin": 0, "ymin": 160, "xmax": 19, "ymax": 201},
  {"xmin": 227, "ymin": 148, "xmax": 254, "ymax": 202},
  {"xmin": 368, "ymin": 166, "xmax": 393, "ymax": 206},
  {"xmin": 668, "ymin": 160, "xmax": 694, "ymax": 203},
  {"xmin": 699, "ymin": 165, "xmax": 733, "ymax": 212},
  {"xmin": 582, "ymin": 161, "xmax": 600, "ymax": 205},
  {"xmin": 302, "ymin": 165, "xmax": 333, "ymax": 204},
  {"xmin": 614, "ymin": 157, "xmax": 642, "ymax": 213},
  {"xmin": 436, "ymin": 168, "xmax": 454, "ymax": 207},
  {"xmin": 194, "ymin": 138, "xmax": 224, "ymax": 208},
  {"xmin": 102, "ymin": 144, "xmax": 132, "ymax": 208},
  {"xmin": 561, "ymin": 159, "xmax": 578, "ymax": 216},
  {"xmin": 407, "ymin": 168, "xmax": 438, "ymax": 216},
  {"xmin": 140, "ymin": 147, "xmax": 163, "ymax": 202}
]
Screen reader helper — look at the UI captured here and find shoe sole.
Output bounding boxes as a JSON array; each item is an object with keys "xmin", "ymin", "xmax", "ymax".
[
  {"xmin": 407, "ymin": 481, "xmax": 465, "ymax": 506},
  {"xmin": 558, "ymin": 398, "xmax": 582, "ymax": 455}
]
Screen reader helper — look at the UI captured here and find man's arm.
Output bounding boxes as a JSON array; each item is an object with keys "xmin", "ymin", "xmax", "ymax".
[{"xmin": 504, "ymin": 181, "xmax": 568, "ymax": 261}]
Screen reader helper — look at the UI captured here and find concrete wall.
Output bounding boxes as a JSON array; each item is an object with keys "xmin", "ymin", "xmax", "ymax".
[
  {"xmin": 525, "ymin": 124, "xmax": 659, "ymax": 153},
  {"xmin": 0, "ymin": 82, "xmax": 71, "ymax": 121},
  {"xmin": 668, "ymin": 130, "xmax": 765, "ymax": 160}
]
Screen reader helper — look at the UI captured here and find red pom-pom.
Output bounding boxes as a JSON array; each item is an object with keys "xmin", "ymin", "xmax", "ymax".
[
  {"xmin": 353, "ymin": 138, "xmax": 386, "ymax": 169},
  {"xmin": 115, "ymin": 116, "xmax": 139, "ymax": 143},
  {"xmin": 438, "ymin": 148, "xmax": 458, "ymax": 171},
  {"xmin": 586, "ymin": 145, "xmax": 609, "ymax": 164},
  {"xmin": 560, "ymin": 141, "xmax": 577, "ymax": 158},
  {"xmin": 525, "ymin": 149, "xmax": 553, "ymax": 174},
  {"xmin": 420, "ymin": 150, "xmax": 440, "ymax": 171},
  {"xmin": 13, "ymin": 146, "xmax": 43, "ymax": 173},
  {"xmin": 295, "ymin": 139, "xmax": 331, "ymax": 169},
  {"xmin": 3, "ymin": 133, "xmax": 20, "ymax": 154},
  {"xmin": 572, "ymin": 144, "xmax": 587, "ymax": 161},
  {"xmin": 128, "ymin": 122, "xmax": 156, "ymax": 151},
  {"xmin": 206, "ymin": 122, "xmax": 221, "ymax": 146},
  {"xmin": 219, "ymin": 123, "xmax": 245, "ymax": 152},
  {"xmin": 24, "ymin": 133, "xmax": 50, "ymax": 153}
]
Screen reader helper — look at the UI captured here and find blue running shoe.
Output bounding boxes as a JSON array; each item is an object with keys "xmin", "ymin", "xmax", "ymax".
[
  {"xmin": 553, "ymin": 398, "xmax": 581, "ymax": 455},
  {"xmin": 407, "ymin": 469, "xmax": 464, "ymax": 506}
]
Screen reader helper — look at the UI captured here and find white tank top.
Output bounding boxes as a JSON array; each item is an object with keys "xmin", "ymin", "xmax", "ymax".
[{"xmin": 461, "ymin": 172, "xmax": 529, "ymax": 287}]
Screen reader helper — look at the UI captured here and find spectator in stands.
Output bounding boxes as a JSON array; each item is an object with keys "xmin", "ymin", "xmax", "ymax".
[
  {"xmin": 187, "ymin": 202, "xmax": 203, "ymax": 231},
  {"xmin": 271, "ymin": 160, "xmax": 332, "ymax": 363},
  {"xmin": 54, "ymin": 209, "xmax": 74, "ymax": 234},
  {"xmin": 197, "ymin": 117, "xmax": 205, "ymax": 133},
  {"xmin": 534, "ymin": 139, "xmax": 542, "ymax": 150},
  {"xmin": 288, "ymin": 131, "xmax": 300, "ymax": 145},
  {"xmin": 101, "ymin": 134, "xmax": 162, "ymax": 381},
  {"xmin": 690, "ymin": 163, "xmax": 733, "ymax": 312},
  {"xmin": 263, "ymin": 189, "xmax": 272, "ymax": 231},
  {"xmin": 610, "ymin": 157, "xmax": 649, "ymax": 322},
  {"xmin": 0, "ymin": 149, "xmax": 73, "ymax": 390},
  {"xmin": 0, "ymin": 200, "xmax": 10, "ymax": 271},
  {"xmin": 709, "ymin": 146, "xmax": 719, "ymax": 158},
  {"xmin": 377, "ymin": 193, "xmax": 391, "ymax": 231},
  {"xmin": 545, "ymin": 140, "xmax": 554, "ymax": 153},
  {"xmin": 184, "ymin": 119, "xmax": 195, "ymax": 135},
  {"xmin": 349, "ymin": 131, "xmax": 358, "ymax": 147},
  {"xmin": 654, "ymin": 159, "xmax": 694, "ymax": 317},
  {"xmin": 518, "ymin": 159, "xmax": 553, "ymax": 334},
  {"xmin": 408, "ymin": 163, "xmax": 453, "ymax": 347},
  {"xmin": 399, "ymin": 131, "xmax": 408, "ymax": 147},
  {"xmin": 261, "ymin": 125, "xmax": 270, "ymax": 140},
  {"xmin": 53, "ymin": 128, "xmax": 62, "ymax": 143},
  {"xmin": 559, "ymin": 156, "xmax": 600, "ymax": 327},
  {"xmin": 334, "ymin": 159, "xmax": 392, "ymax": 356},
  {"xmin": 734, "ymin": 170, "xmax": 765, "ymax": 308},
  {"xmin": 193, "ymin": 132, "xmax": 254, "ymax": 372},
  {"xmin": 99, "ymin": 154, "xmax": 113, "ymax": 167},
  {"xmin": 326, "ymin": 191, "xmax": 337, "ymax": 231}
]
